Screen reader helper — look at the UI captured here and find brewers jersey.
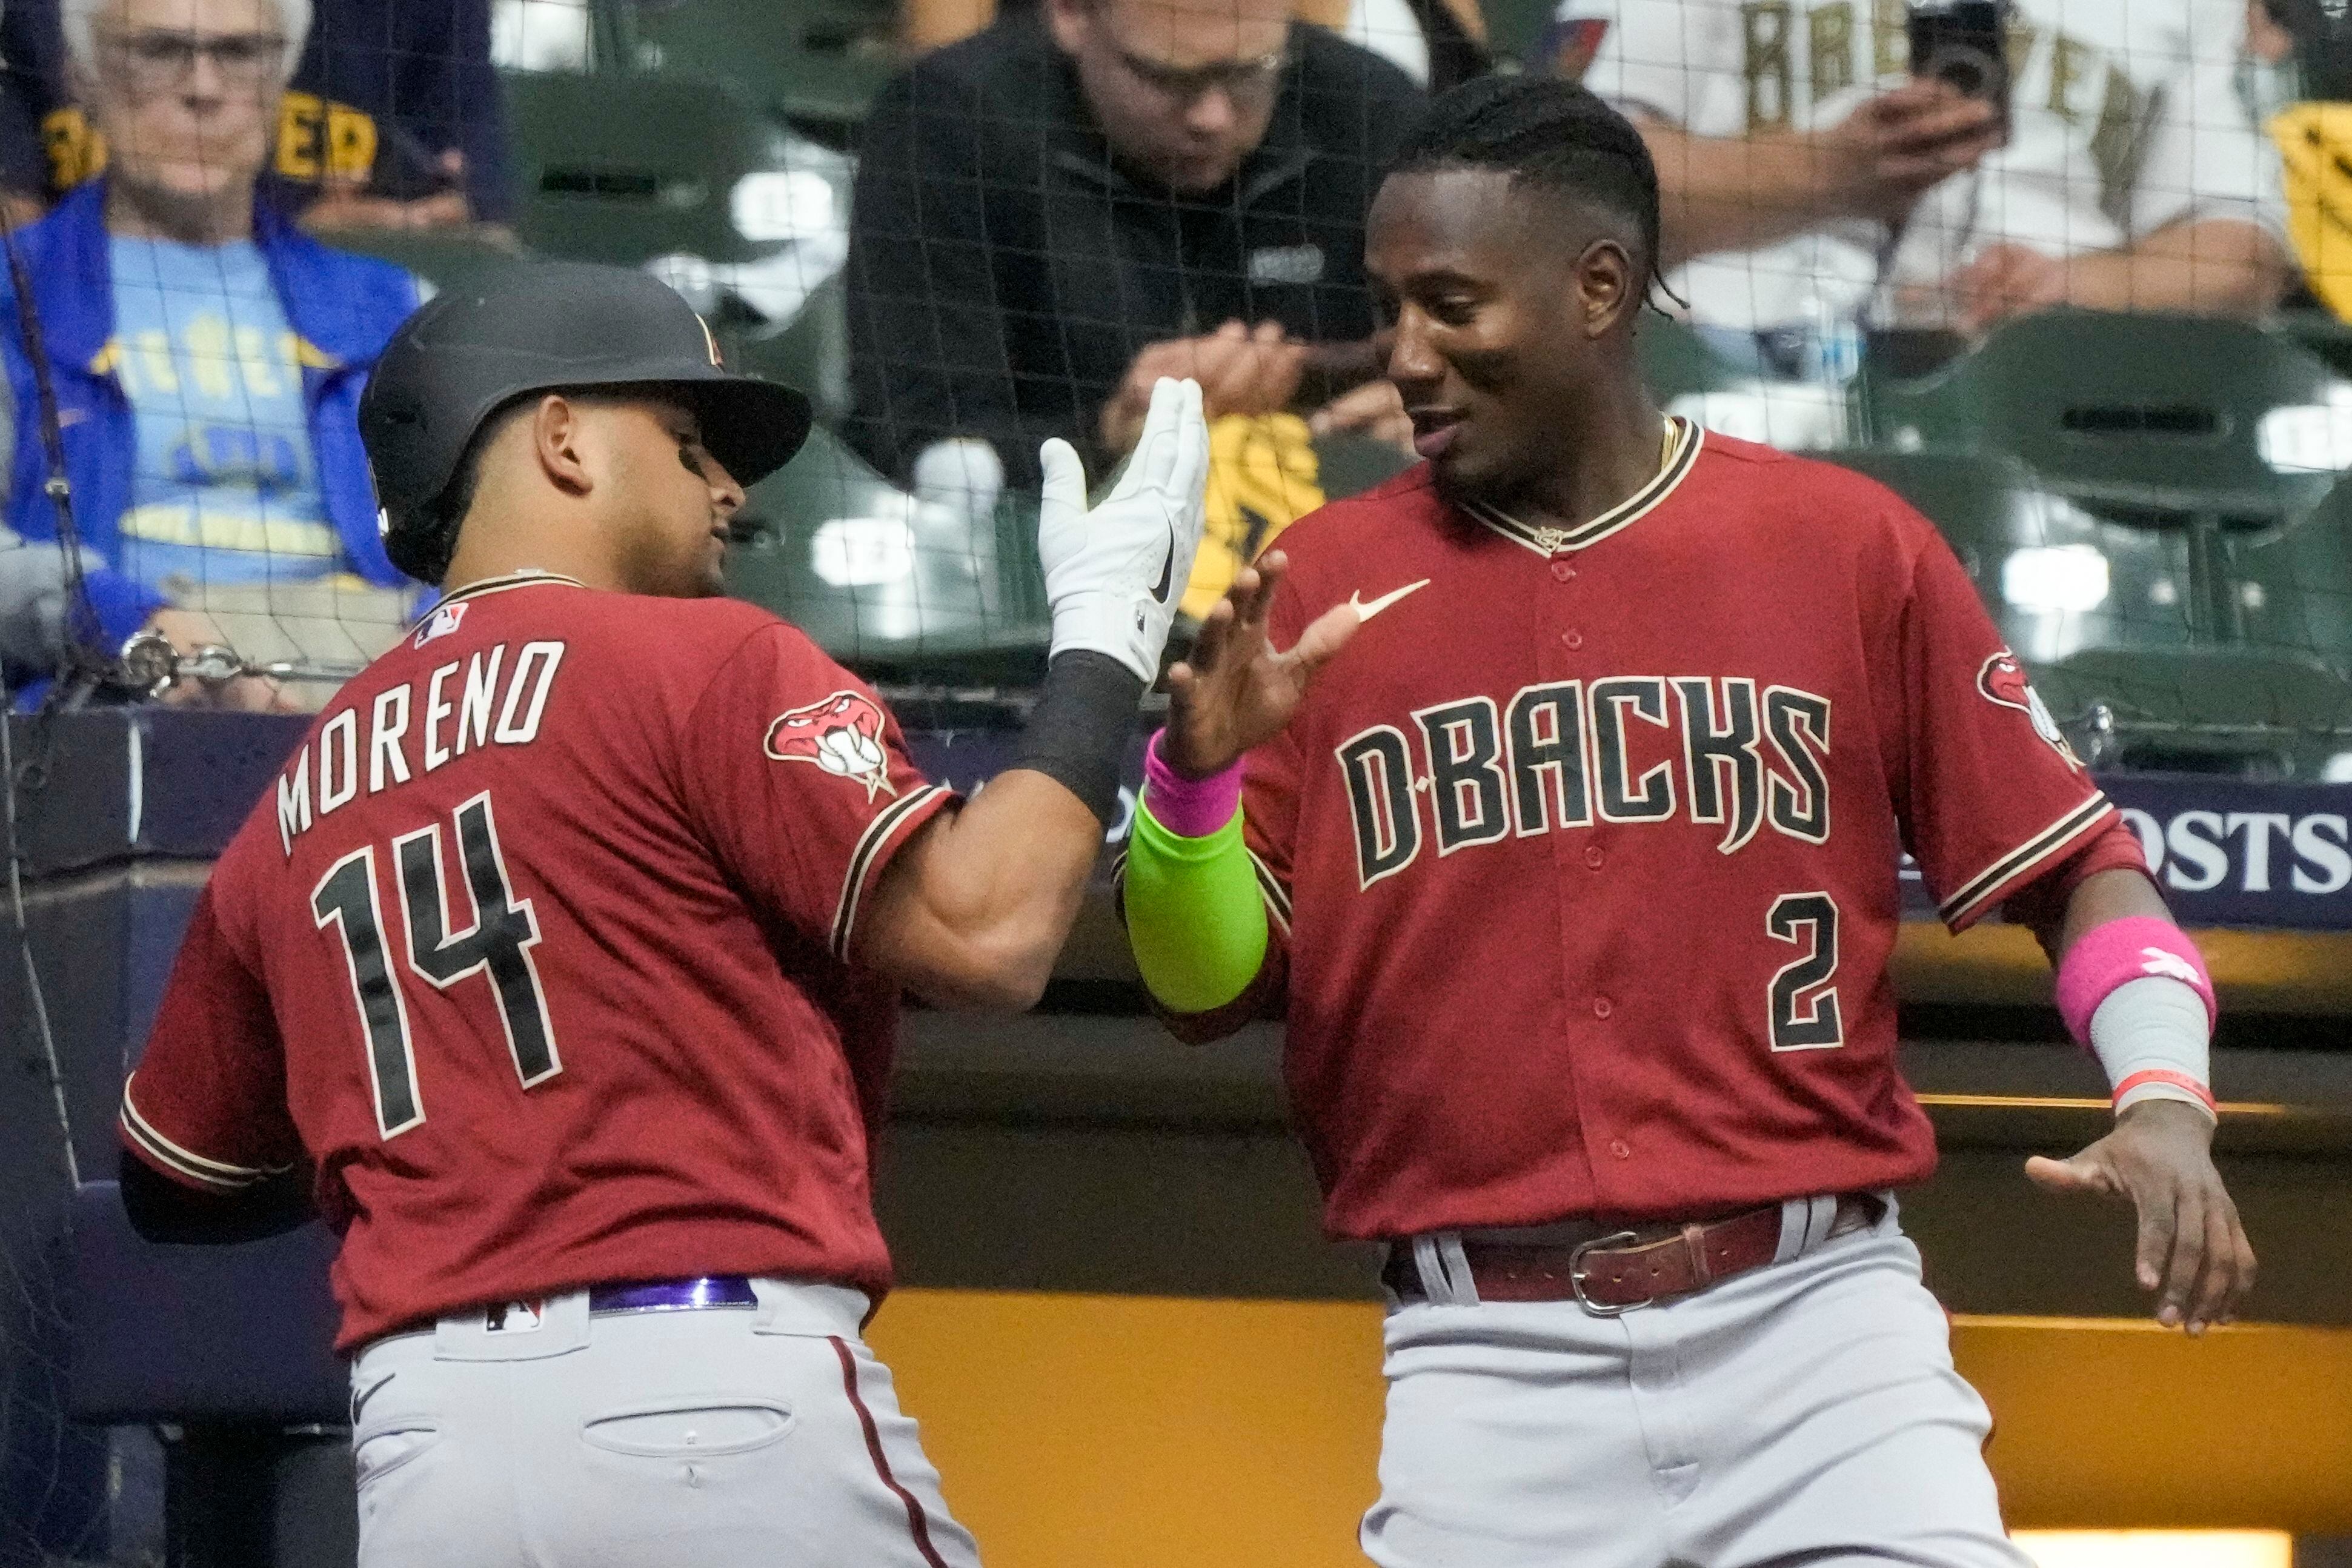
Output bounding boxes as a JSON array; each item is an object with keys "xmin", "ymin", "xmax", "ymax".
[
  {"xmin": 120, "ymin": 573, "xmax": 954, "ymax": 1348},
  {"xmin": 1567, "ymin": 0, "xmax": 2281, "ymax": 334},
  {"xmin": 1237, "ymin": 423, "xmax": 2143, "ymax": 1240}
]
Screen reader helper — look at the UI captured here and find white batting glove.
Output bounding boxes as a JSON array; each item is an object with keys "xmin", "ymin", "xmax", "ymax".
[{"xmin": 1037, "ymin": 377, "xmax": 1209, "ymax": 684}]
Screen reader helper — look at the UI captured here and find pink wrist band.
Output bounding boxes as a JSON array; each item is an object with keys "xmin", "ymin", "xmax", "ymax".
[
  {"xmin": 2111, "ymin": 1069, "xmax": 2217, "ymax": 1114},
  {"xmin": 1141, "ymin": 728, "xmax": 1244, "ymax": 839},
  {"xmin": 2056, "ymin": 917, "xmax": 2217, "ymax": 1046}
]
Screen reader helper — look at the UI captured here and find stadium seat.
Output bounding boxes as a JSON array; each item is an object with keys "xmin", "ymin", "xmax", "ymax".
[
  {"xmin": 325, "ymin": 230, "xmax": 533, "ymax": 296},
  {"xmin": 1636, "ymin": 316, "xmax": 1746, "ymax": 407},
  {"xmin": 1314, "ymin": 429, "xmax": 1416, "ymax": 500},
  {"xmin": 2031, "ymin": 646, "xmax": 2352, "ymax": 776},
  {"xmin": 1861, "ymin": 310, "xmax": 2340, "ymax": 527},
  {"xmin": 625, "ymin": 0, "xmax": 896, "ymax": 135},
  {"xmin": 728, "ymin": 420, "xmax": 1414, "ymax": 676},
  {"xmin": 503, "ymin": 69, "xmax": 784, "ymax": 266},
  {"xmin": 1479, "ymin": 0, "xmax": 1560, "ymax": 67},
  {"xmin": 732, "ymin": 271, "xmax": 851, "ymax": 420},
  {"xmin": 2232, "ymin": 472, "xmax": 2352, "ymax": 669},
  {"xmin": 1822, "ymin": 450, "xmax": 2197, "ymax": 656},
  {"xmin": 2274, "ymin": 308, "xmax": 2352, "ymax": 380},
  {"xmin": 726, "ymin": 426, "xmax": 1051, "ymax": 678}
]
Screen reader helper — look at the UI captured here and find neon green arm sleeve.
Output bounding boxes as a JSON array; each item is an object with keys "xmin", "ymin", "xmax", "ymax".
[{"xmin": 1122, "ymin": 799, "xmax": 1270, "ymax": 1015}]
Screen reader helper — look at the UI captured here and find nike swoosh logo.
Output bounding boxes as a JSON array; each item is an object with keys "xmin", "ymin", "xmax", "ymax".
[
  {"xmin": 1349, "ymin": 578, "xmax": 1431, "ymax": 622},
  {"xmin": 1152, "ymin": 523, "xmax": 1177, "ymax": 604}
]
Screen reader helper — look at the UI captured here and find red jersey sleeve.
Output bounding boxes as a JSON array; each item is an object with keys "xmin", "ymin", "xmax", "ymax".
[
  {"xmin": 1892, "ymin": 522, "xmax": 2120, "ymax": 931},
  {"xmin": 678, "ymin": 623, "xmax": 955, "ymax": 962},
  {"xmin": 118, "ymin": 880, "xmax": 302, "ymax": 1191}
]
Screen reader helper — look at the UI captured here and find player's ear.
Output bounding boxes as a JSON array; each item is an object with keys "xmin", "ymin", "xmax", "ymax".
[
  {"xmin": 531, "ymin": 394, "xmax": 596, "ymax": 498},
  {"xmin": 1575, "ymin": 237, "xmax": 1638, "ymax": 339}
]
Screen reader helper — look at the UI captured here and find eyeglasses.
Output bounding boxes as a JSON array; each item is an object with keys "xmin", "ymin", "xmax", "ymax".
[
  {"xmin": 98, "ymin": 28, "xmax": 288, "ymax": 91},
  {"xmin": 1106, "ymin": 36, "xmax": 1289, "ymax": 107}
]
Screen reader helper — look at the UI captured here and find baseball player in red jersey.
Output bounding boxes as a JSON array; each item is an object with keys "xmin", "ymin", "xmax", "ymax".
[
  {"xmin": 114, "ymin": 262, "xmax": 1208, "ymax": 1567},
  {"xmin": 1120, "ymin": 78, "xmax": 2254, "ymax": 1566}
]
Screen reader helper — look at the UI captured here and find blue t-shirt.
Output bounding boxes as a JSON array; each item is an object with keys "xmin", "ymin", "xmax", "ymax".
[{"xmin": 109, "ymin": 236, "xmax": 343, "ymax": 589}]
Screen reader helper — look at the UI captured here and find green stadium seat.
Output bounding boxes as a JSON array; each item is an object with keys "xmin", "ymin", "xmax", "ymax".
[
  {"xmin": 626, "ymin": 0, "xmax": 896, "ymax": 134},
  {"xmin": 1831, "ymin": 447, "xmax": 2352, "ymax": 771},
  {"xmin": 2273, "ymin": 310, "xmax": 2352, "ymax": 381},
  {"xmin": 1823, "ymin": 450, "xmax": 2196, "ymax": 654},
  {"xmin": 325, "ymin": 230, "xmax": 533, "ymax": 296},
  {"xmin": 1314, "ymin": 430, "xmax": 1416, "ymax": 500},
  {"xmin": 1636, "ymin": 316, "xmax": 1746, "ymax": 408},
  {"xmin": 730, "ymin": 272, "xmax": 850, "ymax": 420},
  {"xmin": 726, "ymin": 422, "xmax": 1409, "ymax": 676},
  {"xmin": 503, "ymin": 69, "xmax": 783, "ymax": 266},
  {"xmin": 1479, "ymin": 0, "xmax": 1558, "ymax": 67},
  {"xmin": 2231, "ymin": 473, "xmax": 2352, "ymax": 669},
  {"xmin": 2031, "ymin": 647, "xmax": 2352, "ymax": 776},
  {"xmin": 725, "ymin": 427, "xmax": 1050, "ymax": 679},
  {"xmin": 1861, "ymin": 310, "xmax": 2339, "ymax": 527}
]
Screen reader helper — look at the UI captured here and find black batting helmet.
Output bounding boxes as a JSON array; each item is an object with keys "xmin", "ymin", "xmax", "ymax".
[{"xmin": 362, "ymin": 261, "xmax": 812, "ymax": 585}]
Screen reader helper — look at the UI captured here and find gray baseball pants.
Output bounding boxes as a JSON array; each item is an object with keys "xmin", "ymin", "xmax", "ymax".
[
  {"xmin": 347, "ymin": 1279, "xmax": 978, "ymax": 1567},
  {"xmin": 1363, "ymin": 1198, "xmax": 2035, "ymax": 1568}
]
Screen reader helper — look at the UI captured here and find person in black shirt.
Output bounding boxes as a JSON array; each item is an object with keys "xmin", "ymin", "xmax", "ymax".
[{"xmin": 843, "ymin": 0, "xmax": 1423, "ymax": 489}]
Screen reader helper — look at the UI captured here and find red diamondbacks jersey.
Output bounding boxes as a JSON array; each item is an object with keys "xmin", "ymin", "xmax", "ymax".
[
  {"xmin": 119, "ymin": 573, "xmax": 954, "ymax": 1349},
  {"xmin": 1241, "ymin": 420, "xmax": 2145, "ymax": 1240}
]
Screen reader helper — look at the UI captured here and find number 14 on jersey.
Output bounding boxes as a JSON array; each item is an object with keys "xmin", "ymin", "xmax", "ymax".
[{"xmin": 310, "ymin": 791, "xmax": 563, "ymax": 1139}]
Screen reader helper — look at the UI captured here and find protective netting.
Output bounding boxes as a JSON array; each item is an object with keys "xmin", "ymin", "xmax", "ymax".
[
  {"xmin": 1, "ymin": 0, "xmax": 2350, "ymax": 1556},
  {"xmin": 0, "ymin": 0, "xmax": 2344, "ymax": 746}
]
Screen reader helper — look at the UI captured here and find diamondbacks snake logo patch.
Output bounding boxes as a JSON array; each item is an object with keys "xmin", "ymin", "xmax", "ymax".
[
  {"xmin": 765, "ymin": 690, "xmax": 897, "ymax": 802},
  {"xmin": 1977, "ymin": 651, "xmax": 2082, "ymax": 769}
]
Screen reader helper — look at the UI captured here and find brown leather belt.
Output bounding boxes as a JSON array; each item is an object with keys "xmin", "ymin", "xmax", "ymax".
[{"xmin": 1382, "ymin": 1195, "xmax": 1884, "ymax": 1314}]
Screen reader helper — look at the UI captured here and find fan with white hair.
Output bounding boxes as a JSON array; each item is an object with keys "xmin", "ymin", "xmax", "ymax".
[{"xmin": 59, "ymin": 0, "xmax": 313, "ymax": 81}]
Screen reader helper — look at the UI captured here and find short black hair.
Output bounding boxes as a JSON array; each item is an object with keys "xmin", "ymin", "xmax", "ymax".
[{"xmin": 1389, "ymin": 73, "xmax": 1662, "ymax": 284}]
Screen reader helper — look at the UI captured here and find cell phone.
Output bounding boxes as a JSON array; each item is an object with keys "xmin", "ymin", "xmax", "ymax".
[
  {"xmin": 1907, "ymin": 2, "xmax": 2010, "ymax": 128},
  {"xmin": 373, "ymin": 124, "xmax": 463, "ymax": 203}
]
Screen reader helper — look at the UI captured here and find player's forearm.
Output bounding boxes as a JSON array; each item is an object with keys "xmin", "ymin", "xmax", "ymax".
[
  {"xmin": 1124, "ymin": 799, "xmax": 1269, "ymax": 1017},
  {"xmin": 857, "ymin": 651, "xmax": 1148, "ymax": 1008},
  {"xmin": 1640, "ymin": 119, "xmax": 1839, "ymax": 271},
  {"xmin": 2060, "ymin": 219, "xmax": 2290, "ymax": 319},
  {"xmin": 2048, "ymin": 867, "xmax": 2219, "ymax": 1121},
  {"xmin": 856, "ymin": 770, "xmax": 1103, "ymax": 1010}
]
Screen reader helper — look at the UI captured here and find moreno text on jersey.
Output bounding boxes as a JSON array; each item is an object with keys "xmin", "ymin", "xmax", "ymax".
[{"xmin": 276, "ymin": 641, "xmax": 569, "ymax": 857}]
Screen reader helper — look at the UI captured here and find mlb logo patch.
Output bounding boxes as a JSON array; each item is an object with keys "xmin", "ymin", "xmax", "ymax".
[
  {"xmin": 485, "ymin": 1299, "xmax": 545, "ymax": 1334},
  {"xmin": 414, "ymin": 602, "xmax": 467, "ymax": 649}
]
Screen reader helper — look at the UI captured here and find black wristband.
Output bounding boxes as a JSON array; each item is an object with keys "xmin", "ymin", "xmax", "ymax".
[{"xmin": 1012, "ymin": 650, "xmax": 1146, "ymax": 825}]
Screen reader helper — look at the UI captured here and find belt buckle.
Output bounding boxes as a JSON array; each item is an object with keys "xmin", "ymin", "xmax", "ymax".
[{"xmin": 1567, "ymin": 1231, "xmax": 1644, "ymax": 1316}]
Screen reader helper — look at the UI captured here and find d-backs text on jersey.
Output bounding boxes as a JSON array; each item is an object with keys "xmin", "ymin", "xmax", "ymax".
[
  {"xmin": 1337, "ymin": 676, "xmax": 1831, "ymax": 888},
  {"xmin": 274, "ymin": 640, "xmax": 568, "ymax": 857}
]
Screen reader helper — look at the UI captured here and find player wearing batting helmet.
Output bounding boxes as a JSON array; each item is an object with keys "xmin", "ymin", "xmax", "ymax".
[
  {"xmin": 116, "ymin": 261, "xmax": 1209, "ymax": 1567},
  {"xmin": 1120, "ymin": 76, "xmax": 2253, "ymax": 1567}
]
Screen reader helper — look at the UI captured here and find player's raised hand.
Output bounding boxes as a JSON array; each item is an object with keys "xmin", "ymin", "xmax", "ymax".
[
  {"xmin": 1163, "ymin": 551, "xmax": 1360, "ymax": 779},
  {"xmin": 1037, "ymin": 377, "xmax": 1210, "ymax": 684},
  {"xmin": 2024, "ymin": 1098, "xmax": 2256, "ymax": 1335}
]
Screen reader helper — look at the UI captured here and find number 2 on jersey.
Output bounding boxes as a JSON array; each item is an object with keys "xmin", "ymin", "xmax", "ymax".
[
  {"xmin": 311, "ymin": 791, "xmax": 561, "ymax": 1138},
  {"xmin": 1766, "ymin": 891, "xmax": 1844, "ymax": 1051}
]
